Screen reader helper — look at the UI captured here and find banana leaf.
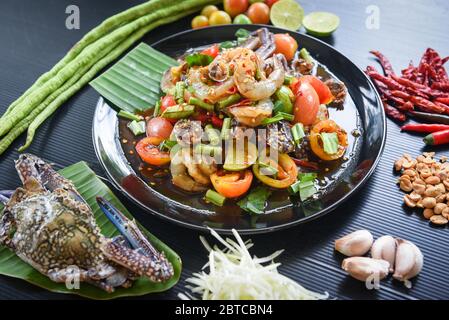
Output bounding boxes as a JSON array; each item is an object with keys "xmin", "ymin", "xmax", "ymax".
[
  {"xmin": 0, "ymin": 161, "xmax": 181, "ymax": 299},
  {"xmin": 90, "ymin": 43, "xmax": 178, "ymax": 113}
]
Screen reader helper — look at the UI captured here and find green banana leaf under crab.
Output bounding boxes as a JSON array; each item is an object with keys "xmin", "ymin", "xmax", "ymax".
[{"xmin": 0, "ymin": 161, "xmax": 182, "ymax": 299}]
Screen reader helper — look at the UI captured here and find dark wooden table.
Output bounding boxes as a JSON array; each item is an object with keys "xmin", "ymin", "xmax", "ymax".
[{"xmin": 0, "ymin": 0, "xmax": 448, "ymax": 300}]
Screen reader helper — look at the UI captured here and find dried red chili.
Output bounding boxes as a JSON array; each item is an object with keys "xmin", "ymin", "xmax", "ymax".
[{"xmin": 370, "ymin": 51, "xmax": 395, "ymax": 76}]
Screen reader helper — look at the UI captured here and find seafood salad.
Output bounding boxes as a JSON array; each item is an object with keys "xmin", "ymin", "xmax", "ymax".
[
  {"xmin": 133, "ymin": 28, "xmax": 349, "ymax": 211},
  {"xmin": 0, "ymin": 154, "xmax": 174, "ymax": 292}
]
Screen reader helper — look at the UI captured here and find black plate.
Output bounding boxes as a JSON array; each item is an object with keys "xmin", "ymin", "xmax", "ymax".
[{"xmin": 92, "ymin": 25, "xmax": 386, "ymax": 234}]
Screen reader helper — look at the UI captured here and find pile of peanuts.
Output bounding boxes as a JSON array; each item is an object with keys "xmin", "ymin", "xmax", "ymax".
[{"xmin": 395, "ymin": 152, "xmax": 449, "ymax": 226}]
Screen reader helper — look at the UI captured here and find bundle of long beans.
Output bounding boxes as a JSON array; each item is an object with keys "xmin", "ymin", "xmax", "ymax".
[{"xmin": 0, "ymin": 0, "xmax": 220, "ymax": 155}]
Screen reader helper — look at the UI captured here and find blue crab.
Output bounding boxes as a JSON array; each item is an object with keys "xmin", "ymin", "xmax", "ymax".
[{"xmin": 0, "ymin": 154, "xmax": 173, "ymax": 292}]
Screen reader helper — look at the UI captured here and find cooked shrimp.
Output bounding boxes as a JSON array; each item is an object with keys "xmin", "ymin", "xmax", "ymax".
[
  {"xmin": 188, "ymin": 68, "xmax": 235, "ymax": 103},
  {"xmin": 207, "ymin": 47, "xmax": 258, "ymax": 82},
  {"xmin": 182, "ymin": 151, "xmax": 211, "ymax": 186},
  {"xmin": 198, "ymin": 154, "xmax": 218, "ymax": 176},
  {"xmin": 228, "ymin": 99, "xmax": 273, "ymax": 127},
  {"xmin": 234, "ymin": 54, "xmax": 285, "ymax": 100},
  {"xmin": 170, "ymin": 151, "xmax": 208, "ymax": 193}
]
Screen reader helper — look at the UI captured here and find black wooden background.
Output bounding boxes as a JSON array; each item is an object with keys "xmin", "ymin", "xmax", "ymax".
[{"xmin": 0, "ymin": 0, "xmax": 448, "ymax": 300}]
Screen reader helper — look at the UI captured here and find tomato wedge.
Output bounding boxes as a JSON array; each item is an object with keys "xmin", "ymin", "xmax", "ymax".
[
  {"xmin": 300, "ymin": 75, "xmax": 334, "ymax": 105},
  {"xmin": 211, "ymin": 170, "xmax": 253, "ymax": 198},
  {"xmin": 253, "ymin": 154, "xmax": 298, "ymax": 189},
  {"xmin": 310, "ymin": 120, "xmax": 348, "ymax": 161},
  {"xmin": 201, "ymin": 44, "xmax": 220, "ymax": 58},
  {"xmin": 136, "ymin": 137, "xmax": 171, "ymax": 166},
  {"xmin": 293, "ymin": 82, "xmax": 320, "ymax": 126}
]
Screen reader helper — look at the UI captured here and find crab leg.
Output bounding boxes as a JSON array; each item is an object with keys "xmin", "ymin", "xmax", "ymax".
[
  {"xmin": 0, "ymin": 194, "xmax": 9, "ymax": 205},
  {"xmin": 96, "ymin": 196, "xmax": 174, "ymax": 281}
]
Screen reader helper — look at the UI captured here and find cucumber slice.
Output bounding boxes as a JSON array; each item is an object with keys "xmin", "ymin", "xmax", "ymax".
[
  {"xmin": 223, "ymin": 141, "xmax": 258, "ymax": 172},
  {"xmin": 303, "ymin": 12, "xmax": 340, "ymax": 37}
]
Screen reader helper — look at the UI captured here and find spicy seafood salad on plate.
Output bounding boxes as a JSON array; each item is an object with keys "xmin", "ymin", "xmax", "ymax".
[{"xmin": 125, "ymin": 27, "xmax": 350, "ymax": 212}]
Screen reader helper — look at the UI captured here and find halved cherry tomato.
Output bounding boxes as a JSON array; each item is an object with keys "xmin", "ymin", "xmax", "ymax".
[
  {"xmin": 293, "ymin": 82, "xmax": 320, "ymax": 126},
  {"xmin": 201, "ymin": 44, "xmax": 220, "ymax": 58},
  {"xmin": 273, "ymin": 33, "xmax": 298, "ymax": 61},
  {"xmin": 146, "ymin": 117, "xmax": 173, "ymax": 145},
  {"xmin": 300, "ymin": 75, "xmax": 334, "ymax": 105},
  {"xmin": 160, "ymin": 95, "xmax": 177, "ymax": 124},
  {"xmin": 211, "ymin": 115, "xmax": 224, "ymax": 128},
  {"xmin": 136, "ymin": 137, "xmax": 171, "ymax": 166},
  {"xmin": 310, "ymin": 120, "xmax": 348, "ymax": 161},
  {"xmin": 253, "ymin": 154, "xmax": 298, "ymax": 189},
  {"xmin": 211, "ymin": 170, "xmax": 253, "ymax": 198}
]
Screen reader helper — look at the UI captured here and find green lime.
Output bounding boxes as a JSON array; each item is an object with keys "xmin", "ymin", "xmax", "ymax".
[
  {"xmin": 270, "ymin": 0, "xmax": 304, "ymax": 31},
  {"xmin": 233, "ymin": 14, "xmax": 252, "ymax": 24},
  {"xmin": 303, "ymin": 12, "xmax": 340, "ymax": 37}
]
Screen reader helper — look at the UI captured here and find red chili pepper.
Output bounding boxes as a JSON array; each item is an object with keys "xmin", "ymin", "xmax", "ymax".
[
  {"xmin": 401, "ymin": 123, "xmax": 449, "ymax": 133},
  {"xmin": 229, "ymin": 99, "xmax": 252, "ymax": 108},
  {"xmin": 201, "ymin": 44, "xmax": 219, "ymax": 58},
  {"xmin": 423, "ymin": 129, "xmax": 449, "ymax": 145},
  {"xmin": 366, "ymin": 70, "xmax": 404, "ymax": 90},
  {"xmin": 397, "ymin": 101, "xmax": 414, "ymax": 112},
  {"xmin": 292, "ymin": 158, "xmax": 319, "ymax": 170},
  {"xmin": 432, "ymin": 82, "xmax": 449, "ymax": 92},
  {"xmin": 211, "ymin": 115, "xmax": 224, "ymax": 128},
  {"xmin": 436, "ymin": 97, "xmax": 449, "ymax": 105},
  {"xmin": 370, "ymin": 51, "xmax": 395, "ymax": 76},
  {"xmin": 410, "ymin": 96, "xmax": 445, "ymax": 114},
  {"xmin": 382, "ymin": 100, "xmax": 406, "ymax": 122},
  {"xmin": 226, "ymin": 86, "xmax": 238, "ymax": 95},
  {"xmin": 192, "ymin": 111, "xmax": 211, "ymax": 123}
]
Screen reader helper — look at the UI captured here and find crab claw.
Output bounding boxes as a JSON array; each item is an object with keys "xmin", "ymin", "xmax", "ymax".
[
  {"xmin": 0, "ymin": 191, "xmax": 12, "ymax": 204},
  {"xmin": 96, "ymin": 197, "xmax": 174, "ymax": 282}
]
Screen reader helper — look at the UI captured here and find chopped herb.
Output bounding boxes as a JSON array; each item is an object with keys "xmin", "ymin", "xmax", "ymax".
[
  {"xmin": 220, "ymin": 41, "xmax": 237, "ymax": 50},
  {"xmin": 273, "ymin": 100, "xmax": 285, "ymax": 114},
  {"xmin": 298, "ymin": 172, "xmax": 317, "ymax": 182},
  {"xmin": 261, "ymin": 112, "xmax": 294, "ymax": 126},
  {"xmin": 237, "ymin": 186, "xmax": 272, "ymax": 215},
  {"xmin": 291, "ymin": 123, "xmax": 305, "ymax": 146},
  {"xmin": 159, "ymin": 139, "xmax": 177, "ymax": 151},
  {"xmin": 320, "ymin": 132, "xmax": 339, "ymax": 155},
  {"xmin": 235, "ymin": 28, "xmax": 251, "ymax": 39},
  {"xmin": 299, "ymin": 180, "xmax": 317, "ymax": 201},
  {"xmin": 185, "ymin": 53, "xmax": 213, "ymax": 67},
  {"xmin": 127, "ymin": 120, "xmax": 146, "ymax": 136}
]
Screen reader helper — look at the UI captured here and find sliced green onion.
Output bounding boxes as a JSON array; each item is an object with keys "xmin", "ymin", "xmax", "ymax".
[
  {"xmin": 194, "ymin": 144, "xmax": 222, "ymax": 156},
  {"xmin": 189, "ymin": 97, "xmax": 214, "ymax": 111},
  {"xmin": 220, "ymin": 41, "xmax": 237, "ymax": 50},
  {"xmin": 118, "ymin": 110, "xmax": 143, "ymax": 122},
  {"xmin": 288, "ymin": 180, "xmax": 301, "ymax": 195},
  {"xmin": 298, "ymin": 172, "xmax": 317, "ymax": 182},
  {"xmin": 220, "ymin": 118, "xmax": 232, "ymax": 140},
  {"xmin": 205, "ymin": 189, "xmax": 226, "ymax": 207},
  {"xmin": 291, "ymin": 123, "xmax": 305, "ymax": 146},
  {"xmin": 127, "ymin": 120, "xmax": 146, "ymax": 136},
  {"xmin": 205, "ymin": 124, "xmax": 221, "ymax": 145},
  {"xmin": 300, "ymin": 48, "xmax": 313, "ymax": 64},
  {"xmin": 258, "ymin": 162, "xmax": 278, "ymax": 176},
  {"xmin": 299, "ymin": 180, "xmax": 317, "ymax": 201},
  {"xmin": 277, "ymin": 112, "xmax": 294, "ymax": 122},
  {"xmin": 153, "ymin": 99, "xmax": 161, "ymax": 117},
  {"xmin": 320, "ymin": 132, "xmax": 339, "ymax": 154},
  {"xmin": 175, "ymin": 81, "xmax": 186, "ymax": 103},
  {"xmin": 217, "ymin": 94, "xmax": 241, "ymax": 109},
  {"xmin": 284, "ymin": 75, "xmax": 296, "ymax": 85}
]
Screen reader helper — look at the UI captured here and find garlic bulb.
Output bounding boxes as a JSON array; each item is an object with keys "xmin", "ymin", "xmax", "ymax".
[
  {"xmin": 335, "ymin": 230, "xmax": 374, "ymax": 257},
  {"xmin": 393, "ymin": 239, "xmax": 423, "ymax": 285},
  {"xmin": 371, "ymin": 235, "xmax": 397, "ymax": 272},
  {"xmin": 342, "ymin": 257, "xmax": 390, "ymax": 282}
]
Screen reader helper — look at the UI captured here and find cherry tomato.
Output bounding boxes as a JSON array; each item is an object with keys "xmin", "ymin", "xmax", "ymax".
[
  {"xmin": 293, "ymin": 82, "xmax": 320, "ymax": 126},
  {"xmin": 300, "ymin": 75, "xmax": 334, "ymax": 105},
  {"xmin": 211, "ymin": 170, "xmax": 253, "ymax": 198},
  {"xmin": 310, "ymin": 120, "xmax": 348, "ymax": 161},
  {"xmin": 265, "ymin": 0, "xmax": 279, "ymax": 7},
  {"xmin": 273, "ymin": 33, "xmax": 298, "ymax": 61},
  {"xmin": 209, "ymin": 11, "xmax": 232, "ymax": 25},
  {"xmin": 224, "ymin": 0, "xmax": 249, "ymax": 18},
  {"xmin": 136, "ymin": 137, "xmax": 171, "ymax": 166},
  {"xmin": 201, "ymin": 44, "xmax": 220, "ymax": 58},
  {"xmin": 201, "ymin": 5, "xmax": 219, "ymax": 18},
  {"xmin": 146, "ymin": 117, "xmax": 173, "ymax": 144},
  {"xmin": 191, "ymin": 15, "xmax": 209, "ymax": 29},
  {"xmin": 247, "ymin": 2, "xmax": 270, "ymax": 24},
  {"xmin": 160, "ymin": 95, "xmax": 177, "ymax": 124}
]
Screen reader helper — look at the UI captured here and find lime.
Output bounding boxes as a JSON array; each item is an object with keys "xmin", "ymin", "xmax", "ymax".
[
  {"xmin": 233, "ymin": 14, "xmax": 252, "ymax": 24},
  {"xmin": 303, "ymin": 12, "xmax": 340, "ymax": 37},
  {"xmin": 270, "ymin": 0, "xmax": 304, "ymax": 31}
]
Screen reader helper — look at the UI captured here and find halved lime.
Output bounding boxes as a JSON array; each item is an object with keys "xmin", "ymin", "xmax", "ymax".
[
  {"xmin": 303, "ymin": 12, "xmax": 340, "ymax": 37},
  {"xmin": 270, "ymin": 0, "xmax": 304, "ymax": 31}
]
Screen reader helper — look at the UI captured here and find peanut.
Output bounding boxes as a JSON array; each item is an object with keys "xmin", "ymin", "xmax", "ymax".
[
  {"xmin": 425, "ymin": 176, "xmax": 441, "ymax": 185},
  {"xmin": 423, "ymin": 208, "xmax": 434, "ymax": 220},
  {"xmin": 434, "ymin": 203, "xmax": 447, "ymax": 215},
  {"xmin": 422, "ymin": 197, "xmax": 437, "ymax": 209},
  {"xmin": 430, "ymin": 215, "xmax": 448, "ymax": 226}
]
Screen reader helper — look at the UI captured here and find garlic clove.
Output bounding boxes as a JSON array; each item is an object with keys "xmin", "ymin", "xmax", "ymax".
[
  {"xmin": 371, "ymin": 235, "xmax": 397, "ymax": 272},
  {"xmin": 335, "ymin": 230, "xmax": 374, "ymax": 257},
  {"xmin": 393, "ymin": 239, "xmax": 424, "ymax": 283},
  {"xmin": 342, "ymin": 257, "xmax": 390, "ymax": 282}
]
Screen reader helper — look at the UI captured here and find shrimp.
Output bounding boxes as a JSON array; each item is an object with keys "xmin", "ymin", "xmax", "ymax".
[
  {"xmin": 170, "ymin": 151, "xmax": 207, "ymax": 193},
  {"xmin": 234, "ymin": 54, "xmax": 285, "ymax": 101},
  {"xmin": 188, "ymin": 68, "xmax": 235, "ymax": 103},
  {"xmin": 207, "ymin": 47, "xmax": 257, "ymax": 82},
  {"xmin": 228, "ymin": 99, "xmax": 273, "ymax": 127}
]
